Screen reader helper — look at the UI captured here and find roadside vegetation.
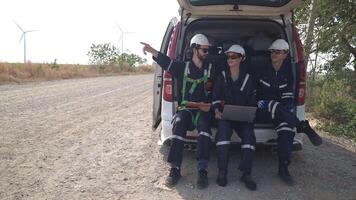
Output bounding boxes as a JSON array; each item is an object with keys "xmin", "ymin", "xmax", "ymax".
[
  {"xmin": 296, "ymin": 0, "xmax": 355, "ymax": 141},
  {"xmin": 0, "ymin": 62, "xmax": 153, "ymax": 84},
  {"xmin": 306, "ymin": 72, "xmax": 355, "ymax": 141},
  {"xmin": 0, "ymin": 43, "xmax": 153, "ymax": 85}
]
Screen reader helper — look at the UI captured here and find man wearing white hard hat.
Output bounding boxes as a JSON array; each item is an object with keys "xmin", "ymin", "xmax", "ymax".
[
  {"xmin": 256, "ymin": 39, "xmax": 322, "ymax": 186},
  {"xmin": 141, "ymin": 34, "xmax": 214, "ymax": 189},
  {"xmin": 212, "ymin": 44, "xmax": 257, "ymax": 190}
]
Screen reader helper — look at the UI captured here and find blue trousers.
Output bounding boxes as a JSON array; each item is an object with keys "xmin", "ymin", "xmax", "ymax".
[
  {"xmin": 265, "ymin": 101, "xmax": 297, "ymax": 162},
  {"xmin": 216, "ymin": 120, "xmax": 256, "ymax": 173},
  {"xmin": 167, "ymin": 109, "xmax": 212, "ymax": 170}
]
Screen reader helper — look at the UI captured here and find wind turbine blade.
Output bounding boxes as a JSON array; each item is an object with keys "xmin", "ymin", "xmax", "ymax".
[
  {"xmin": 124, "ymin": 31, "xmax": 135, "ymax": 34},
  {"xmin": 25, "ymin": 30, "xmax": 38, "ymax": 33},
  {"xmin": 116, "ymin": 23, "xmax": 123, "ymax": 33},
  {"xmin": 13, "ymin": 21, "xmax": 24, "ymax": 32},
  {"xmin": 18, "ymin": 33, "xmax": 24, "ymax": 44}
]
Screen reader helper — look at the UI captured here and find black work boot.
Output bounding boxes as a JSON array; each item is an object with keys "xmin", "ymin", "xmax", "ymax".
[
  {"xmin": 240, "ymin": 173, "xmax": 257, "ymax": 191},
  {"xmin": 278, "ymin": 160, "xmax": 294, "ymax": 186},
  {"xmin": 297, "ymin": 120, "xmax": 322, "ymax": 146},
  {"xmin": 216, "ymin": 169, "xmax": 227, "ymax": 187},
  {"xmin": 197, "ymin": 169, "xmax": 209, "ymax": 189},
  {"xmin": 165, "ymin": 167, "xmax": 181, "ymax": 188}
]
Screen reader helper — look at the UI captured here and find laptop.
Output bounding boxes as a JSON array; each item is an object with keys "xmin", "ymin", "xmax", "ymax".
[{"xmin": 222, "ymin": 105, "xmax": 257, "ymax": 123}]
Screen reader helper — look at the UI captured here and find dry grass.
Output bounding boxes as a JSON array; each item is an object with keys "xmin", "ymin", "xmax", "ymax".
[{"xmin": 0, "ymin": 63, "xmax": 154, "ymax": 85}]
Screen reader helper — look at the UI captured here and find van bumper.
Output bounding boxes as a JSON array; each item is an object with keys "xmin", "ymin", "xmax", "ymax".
[{"xmin": 158, "ymin": 122, "xmax": 304, "ymax": 151}]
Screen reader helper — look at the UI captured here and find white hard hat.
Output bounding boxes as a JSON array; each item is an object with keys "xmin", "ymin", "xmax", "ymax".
[
  {"xmin": 269, "ymin": 39, "xmax": 289, "ymax": 50},
  {"xmin": 225, "ymin": 44, "xmax": 245, "ymax": 55},
  {"xmin": 190, "ymin": 34, "xmax": 211, "ymax": 46}
]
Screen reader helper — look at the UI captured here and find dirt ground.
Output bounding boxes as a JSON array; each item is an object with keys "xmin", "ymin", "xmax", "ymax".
[{"xmin": 0, "ymin": 74, "xmax": 355, "ymax": 200}]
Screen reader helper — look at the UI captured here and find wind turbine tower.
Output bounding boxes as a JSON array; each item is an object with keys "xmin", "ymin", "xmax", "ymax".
[{"xmin": 14, "ymin": 21, "xmax": 37, "ymax": 63}]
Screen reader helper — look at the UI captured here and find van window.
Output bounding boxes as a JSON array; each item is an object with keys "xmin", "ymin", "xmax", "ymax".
[{"xmin": 189, "ymin": 0, "xmax": 292, "ymax": 7}]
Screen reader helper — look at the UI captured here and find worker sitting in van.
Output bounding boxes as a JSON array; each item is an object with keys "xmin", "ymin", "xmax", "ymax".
[
  {"xmin": 141, "ymin": 34, "xmax": 214, "ymax": 189},
  {"xmin": 212, "ymin": 44, "xmax": 257, "ymax": 191},
  {"xmin": 256, "ymin": 39, "xmax": 323, "ymax": 186}
]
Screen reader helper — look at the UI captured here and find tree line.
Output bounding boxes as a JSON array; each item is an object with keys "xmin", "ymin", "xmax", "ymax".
[
  {"xmin": 87, "ymin": 43, "xmax": 147, "ymax": 67},
  {"xmin": 295, "ymin": 0, "xmax": 355, "ymax": 140}
]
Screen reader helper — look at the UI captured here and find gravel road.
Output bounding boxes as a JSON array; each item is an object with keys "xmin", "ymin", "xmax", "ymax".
[{"xmin": 0, "ymin": 74, "xmax": 355, "ymax": 200}]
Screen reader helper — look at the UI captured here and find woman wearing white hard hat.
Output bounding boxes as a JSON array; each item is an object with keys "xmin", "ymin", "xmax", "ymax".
[
  {"xmin": 141, "ymin": 34, "xmax": 214, "ymax": 189},
  {"xmin": 256, "ymin": 38, "xmax": 322, "ymax": 186},
  {"xmin": 212, "ymin": 44, "xmax": 258, "ymax": 190}
]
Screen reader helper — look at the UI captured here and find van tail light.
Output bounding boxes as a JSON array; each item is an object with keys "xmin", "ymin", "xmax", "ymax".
[
  {"xmin": 163, "ymin": 71, "xmax": 173, "ymax": 102},
  {"xmin": 294, "ymin": 26, "xmax": 306, "ymax": 106},
  {"xmin": 162, "ymin": 21, "xmax": 179, "ymax": 103},
  {"xmin": 297, "ymin": 61, "xmax": 306, "ymax": 105}
]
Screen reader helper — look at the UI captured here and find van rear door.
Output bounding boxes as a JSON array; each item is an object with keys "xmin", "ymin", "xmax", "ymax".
[
  {"xmin": 152, "ymin": 17, "xmax": 178, "ymax": 131},
  {"xmin": 177, "ymin": 0, "xmax": 303, "ymax": 17}
]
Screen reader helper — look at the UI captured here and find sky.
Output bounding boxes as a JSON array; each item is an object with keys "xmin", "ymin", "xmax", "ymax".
[{"xmin": 0, "ymin": 0, "xmax": 180, "ymax": 64}]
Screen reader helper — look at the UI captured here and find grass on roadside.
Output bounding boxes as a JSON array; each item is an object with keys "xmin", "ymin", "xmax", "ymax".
[{"xmin": 0, "ymin": 62, "xmax": 154, "ymax": 84}]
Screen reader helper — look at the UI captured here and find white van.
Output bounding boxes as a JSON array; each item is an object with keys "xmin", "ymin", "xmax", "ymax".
[{"xmin": 152, "ymin": 0, "xmax": 306, "ymax": 151}]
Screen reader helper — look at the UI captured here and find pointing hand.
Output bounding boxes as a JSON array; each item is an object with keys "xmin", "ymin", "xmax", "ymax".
[{"xmin": 140, "ymin": 42, "xmax": 158, "ymax": 58}]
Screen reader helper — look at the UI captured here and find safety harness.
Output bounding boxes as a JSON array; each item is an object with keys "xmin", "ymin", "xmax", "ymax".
[{"xmin": 177, "ymin": 61, "xmax": 211, "ymax": 127}]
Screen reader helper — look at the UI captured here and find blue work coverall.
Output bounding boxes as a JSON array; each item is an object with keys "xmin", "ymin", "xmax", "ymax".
[
  {"xmin": 212, "ymin": 67, "xmax": 257, "ymax": 173},
  {"xmin": 256, "ymin": 59, "xmax": 299, "ymax": 166},
  {"xmin": 153, "ymin": 52, "xmax": 213, "ymax": 170}
]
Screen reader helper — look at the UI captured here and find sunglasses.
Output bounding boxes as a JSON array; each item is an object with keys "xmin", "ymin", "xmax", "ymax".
[
  {"xmin": 227, "ymin": 54, "xmax": 242, "ymax": 60},
  {"xmin": 269, "ymin": 49, "xmax": 286, "ymax": 54},
  {"xmin": 197, "ymin": 48, "xmax": 209, "ymax": 54}
]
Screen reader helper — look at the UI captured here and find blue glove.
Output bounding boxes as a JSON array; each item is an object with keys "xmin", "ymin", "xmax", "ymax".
[{"xmin": 257, "ymin": 100, "xmax": 269, "ymax": 109}]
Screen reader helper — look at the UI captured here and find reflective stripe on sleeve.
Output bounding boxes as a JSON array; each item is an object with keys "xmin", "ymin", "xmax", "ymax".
[
  {"xmin": 268, "ymin": 101, "xmax": 274, "ymax": 112},
  {"xmin": 282, "ymin": 92, "xmax": 293, "ymax": 96},
  {"xmin": 279, "ymin": 84, "xmax": 288, "ymax": 88},
  {"xmin": 260, "ymin": 79, "xmax": 271, "ymax": 87},
  {"xmin": 241, "ymin": 144, "xmax": 256, "ymax": 150},
  {"xmin": 240, "ymin": 74, "xmax": 250, "ymax": 91},
  {"xmin": 216, "ymin": 141, "xmax": 231, "ymax": 146},
  {"xmin": 276, "ymin": 127, "xmax": 295, "ymax": 133},
  {"xmin": 282, "ymin": 92, "xmax": 294, "ymax": 99},
  {"xmin": 276, "ymin": 122, "xmax": 288, "ymax": 129},
  {"xmin": 199, "ymin": 131, "xmax": 213, "ymax": 140},
  {"xmin": 281, "ymin": 95, "xmax": 294, "ymax": 99},
  {"xmin": 171, "ymin": 135, "xmax": 185, "ymax": 141},
  {"xmin": 212, "ymin": 100, "xmax": 221, "ymax": 105},
  {"xmin": 271, "ymin": 102, "xmax": 279, "ymax": 119},
  {"xmin": 167, "ymin": 59, "xmax": 174, "ymax": 72}
]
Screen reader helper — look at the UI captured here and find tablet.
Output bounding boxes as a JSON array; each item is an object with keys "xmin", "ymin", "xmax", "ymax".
[{"xmin": 222, "ymin": 105, "xmax": 257, "ymax": 122}]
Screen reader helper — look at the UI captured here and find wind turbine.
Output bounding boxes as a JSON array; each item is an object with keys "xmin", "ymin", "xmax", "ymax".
[
  {"xmin": 116, "ymin": 23, "xmax": 134, "ymax": 54},
  {"xmin": 14, "ymin": 21, "xmax": 37, "ymax": 63}
]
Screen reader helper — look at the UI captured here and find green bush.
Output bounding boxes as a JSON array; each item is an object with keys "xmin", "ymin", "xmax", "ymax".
[
  {"xmin": 51, "ymin": 59, "xmax": 60, "ymax": 70},
  {"xmin": 306, "ymin": 72, "xmax": 356, "ymax": 141}
]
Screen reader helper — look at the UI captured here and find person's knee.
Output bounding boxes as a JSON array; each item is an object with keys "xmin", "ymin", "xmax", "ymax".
[
  {"xmin": 197, "ymin": 115, "xmax": 211, "ymax": 132},
  {"xmin": 239, "ymin": 127, "xmax": 256, "ymax": 145},
  {"xmin": 218, "ymin": 120, "xmax": 231, "ymax": 133},
  {"xmin": 172, "ymin": 113, "xmax": 190, "ymax": 136}
]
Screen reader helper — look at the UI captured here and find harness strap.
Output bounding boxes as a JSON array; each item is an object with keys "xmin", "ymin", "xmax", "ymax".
[
  {"xmin": 178, "ymin": 61, "xmax": 212, "ymax": 128},
  {"xmin": 180, "ymin": 61, "xmax": 209, "ymax": 109}
]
